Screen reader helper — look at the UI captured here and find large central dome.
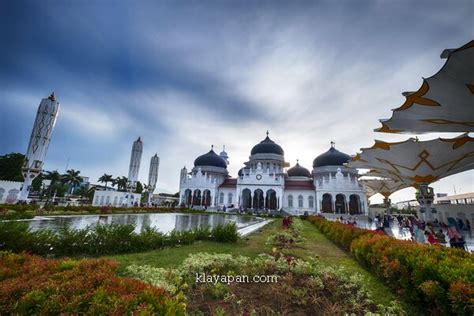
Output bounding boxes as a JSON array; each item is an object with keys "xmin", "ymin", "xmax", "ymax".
[
  {"xmin": 313, "ymin": 144, "xmax": 351, "ymax": 168},
  {"xmin": 251, "ymin": 133, "xmax": 284, "ymax": 155},
  {"xmin": 194, "ymin": 149, "xmax": 227, "ymax": 168}
]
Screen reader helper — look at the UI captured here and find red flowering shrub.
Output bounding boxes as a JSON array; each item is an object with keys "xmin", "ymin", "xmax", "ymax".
[
  {"xmin": 0, "ymin": 251, "xmax": 184, "ymax": 315},
  {"xmin": 99, "ymin": 206, "xmax": 111, "ymax": 214},
  {"xmin": 307, "ymin": 216, "xmax": 474, "ymax": 315}
]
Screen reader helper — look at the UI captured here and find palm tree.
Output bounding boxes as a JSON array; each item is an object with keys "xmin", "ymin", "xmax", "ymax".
[
  {"xmin": 63, "ymin": 169, "xmax": 82, "ymax": 195},
  {"xmin": 98, "ymin": 174, "xmax": 113, "ymax": 191},
  {"xmin": 45, "ymin": 170, "xmax": 62, "ymax": 203},
  {"xmin": 114, "ymin": 176, "xmax": 128, "ymax": 192}
]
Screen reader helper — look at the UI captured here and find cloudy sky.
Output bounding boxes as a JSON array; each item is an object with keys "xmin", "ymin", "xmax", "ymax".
[{"xmin": 1, "ymin": 0, "xmax": 473, "ymax": 203}]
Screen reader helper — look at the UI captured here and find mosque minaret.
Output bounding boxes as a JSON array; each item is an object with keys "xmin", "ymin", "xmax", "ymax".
[
  {"xmin": 19, "ymin": 93, "xmax": 60, "ymax": 201},
  {"xmin": 179, "ymin": 133, "xmax": 368, "ymax": 215}
]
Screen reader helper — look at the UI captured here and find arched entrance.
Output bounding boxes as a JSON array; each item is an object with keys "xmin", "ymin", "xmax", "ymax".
[
  {"xmin": 253, "ymin": 189, "xmax": 264, "ymax": 210},
  {"xmin": 321, "ymin": 194, "xmax": 333, "ymax": 212},
  {"xmin": 192, "ymin": 189, "xmax": 202, "ymax": 206},
  {"xmin": 265, "ymin": 189, "xmax": 277, "ymax": 210},
  {"xmin": 184, "ymin": 189, "xmax": 192, "ymax": 205},
  {"xmin": 335, "ymin": 194, "xmax": 346, "ymax": 214},
  {"xmin": 349, "ymin": 194, "xmax": 361, "ymax": 215},
  {"xmin": 202, "ymin": 190, "xmax": 211, "ymax": 207},
  {"xmin": 241, "ymin": 189, "xmax": 251, "ymax": 209}
]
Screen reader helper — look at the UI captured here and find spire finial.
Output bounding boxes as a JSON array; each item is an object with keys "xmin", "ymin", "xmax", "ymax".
[
  {"xmin": 223, "ymin": 145, "xmax": 226, "ymax": 151},
  {"xmin": 48, "ymin": 92, "xmax": 56, "ymax": 101},
  {"xmin": 296, "ymin": 159, "xmax": 299, "ymax": 164},
  {"xmin": 330, "ymin": 140, "xmax": 335, "ymax": 148},
  {"xmin": 266, "ymin": 130, "xmax": 269, "ymax": 137},
  {"xmin": 211, "ymin": 144, "xmax": 214, "ymax": 150}
]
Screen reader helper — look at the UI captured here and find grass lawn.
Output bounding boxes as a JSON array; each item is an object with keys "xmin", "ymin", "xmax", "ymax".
[{"xmin": 108, "ymin": 218, "xmax": 414, "ymax": 313}]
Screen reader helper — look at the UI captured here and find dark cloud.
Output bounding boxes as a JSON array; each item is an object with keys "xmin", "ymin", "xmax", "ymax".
[{"xmin": 0, "ymin": 0, "xmax": 472, "ymax": 196}]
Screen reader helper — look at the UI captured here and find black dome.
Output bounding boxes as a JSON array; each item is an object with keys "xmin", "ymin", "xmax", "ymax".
[
  {"xmin": 251, "ymin": 135, "xmax": 284, "ymax": 155},
  {"xmin": 194, "ymin": 149, "xmax": 227, "ymax": 168},
  {"xmin": 287, "ymin": 162, "xmax": 311, "ymax": 177},
  {"xmin": 313, "ymin": 146, "xmax": 351, "ymax": 168}
]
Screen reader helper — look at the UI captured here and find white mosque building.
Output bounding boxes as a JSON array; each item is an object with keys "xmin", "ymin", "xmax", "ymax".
[{"xmin": 179, "ymin": 133, "xmax": 368, "ymax": 215}]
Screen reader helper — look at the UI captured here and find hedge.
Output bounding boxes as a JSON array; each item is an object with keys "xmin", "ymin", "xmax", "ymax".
[
  {"xmin": 0, "ymin": 251, "xmax": 185, "ymax": 315},
  {"xmin": 307, "ymin": 216, "xmax": 474, "ymax": 315},
  {"xmin": 0, "ymin": 222, "xmax": 239, "ymax": 257}
]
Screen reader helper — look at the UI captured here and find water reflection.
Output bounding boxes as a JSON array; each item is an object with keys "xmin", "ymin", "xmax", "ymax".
[{"xmin": 28, "ymin": 213, "xmax": 263, "ymax": 234}]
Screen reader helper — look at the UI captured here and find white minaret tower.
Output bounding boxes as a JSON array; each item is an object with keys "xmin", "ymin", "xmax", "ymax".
[
  {"xmin": 19, "ymin": 93, "xmax": 60, "ymax": 201},
  {"xmin": 219, "ymin": 145, "xmax": 229, "ymax": 166},
  {"xmin": 127, "ymin": 137, "xmax": 143, "ymax": 206},
  {"xmin": 147, "ymin": 154, "xmax": 160, "ymax": 206},
  {"xmin": 179, "ymin": 166, "xmax": 188, "ymax": 205}
]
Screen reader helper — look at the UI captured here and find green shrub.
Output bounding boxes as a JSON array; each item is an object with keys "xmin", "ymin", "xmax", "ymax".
[
  {"xmin": 307, "ymin": 215, "xmax": 474, "ymax": 315},
  {"xmin": 211, "ymin": 222, "xmax": 239, "ymax": 242},
  {"xmin": 0, "ymin": 221, "xmax": 239, "ymax": 257}
]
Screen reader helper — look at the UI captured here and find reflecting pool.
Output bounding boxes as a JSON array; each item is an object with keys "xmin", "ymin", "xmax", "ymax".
[{"xmin": 27, "ymin": 213, "xmax": 266, "ymax": 235}]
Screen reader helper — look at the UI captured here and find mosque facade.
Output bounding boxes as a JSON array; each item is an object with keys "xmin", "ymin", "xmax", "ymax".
[{"xmin": 179, "ymin": 133, "xmax": 368, "ymax": 215}]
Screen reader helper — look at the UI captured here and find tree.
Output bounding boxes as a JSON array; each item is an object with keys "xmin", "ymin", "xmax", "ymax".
[
  {"xmin": 31, "ymin": 173, "xmax": 44, "ymax": 192},
  {"xmin": 135, "ymin": 181, "xmax": 143, "ymax": 194},
  {"xmin": 62, "ymin": 169, "xmax": 82, "ymax": 194},
  {"xmin": 114, "ymin": 176, "xmax": 128, "ymax": 192},
  {"xmin": 45, "ymin": 170, "xmax": 62, "ymax": 202},
  {"xmin": 98, "ymin": 174, "xmax": 113, "ymax": 191},
  {"xmin": 0, "ymin": 153, "xmax": 25, "ymax": 181}
]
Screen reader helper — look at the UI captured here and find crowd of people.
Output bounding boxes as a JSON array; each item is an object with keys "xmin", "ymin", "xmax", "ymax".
[{"xmin": 365, "ymin": 213, "xmax": 471, "ymax": 250}]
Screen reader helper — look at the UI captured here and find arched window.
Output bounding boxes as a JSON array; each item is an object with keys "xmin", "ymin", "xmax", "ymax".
[
  {"xmin": 288, "ymin": 195, "xmax": 293, "ymax": 207},
  {"xmin": 308, "ymin": 196, "xmax": 314, "ymax": 208},
  {"xmin": 228, "ymin": 193, "xmax": 233, "ymax": 204},
  {"xmin": 298, "ymin": 195, "xmax": 304, "ymax": 208},
  {"xmin": 219, "ymin": 192, "xmax": 225, "ymax": 204},
  {"xmin": 105, "ymin": 196, "xmax": 110, "ymax": 205},
  {"xmin": 113, "ymin": 196, "xmax": 118, "ymax": 206}
]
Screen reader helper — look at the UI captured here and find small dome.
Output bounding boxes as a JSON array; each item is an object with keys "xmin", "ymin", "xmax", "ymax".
[
  {"xmin": 287, "ymin": 161, "xmax": 311, "ymax": 177},
  {"xmin": 313, "ymin": 144, "xmax": 351, "ymax": 168},
  {"xmin": 194, "ymin": 149, "xmax": 227, "ymax": 168},
  {"xmin": 238, "ymin": 168, "xmax": 244, "ymax": 176},
  {"xmin": 251, "ymin": 133, "xmax": 284, "ymax": 155}
]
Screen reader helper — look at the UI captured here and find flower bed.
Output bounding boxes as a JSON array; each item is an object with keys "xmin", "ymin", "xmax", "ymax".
[
  {"xmin": 0, "ymin": 251, "xmax": 184, "ymax": 315},
  {"xmin": 307, "ymin": 216, "xmax": 474, "ymax": 315},
  {"xmin": 127, "ymin": 252, "xmax": 403, "ymax": 315},
  {"xmin": 0, "ymin": 222, "xmax": 239, "ymax": 257},
  {"xmin": 125, "ymin": 217, "xmax": 404, "ymax": 314}
]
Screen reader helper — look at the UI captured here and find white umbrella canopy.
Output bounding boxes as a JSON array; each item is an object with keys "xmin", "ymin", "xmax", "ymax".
[
  {"xmin": 360, "ymin": 178, "xmax": 410, "ymax": 198},
  {"xmin": 347, "ymin": 133, "xmax": 474, "ymax": 187},
  {"xmin": 375, "ymin": 40, "xmax": 474, "ymax": 134}
]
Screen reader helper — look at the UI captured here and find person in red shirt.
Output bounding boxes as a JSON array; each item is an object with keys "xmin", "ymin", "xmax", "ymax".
[{"xmin": 425, "ymin": 231, "xmax": 438, "ymax": 245}]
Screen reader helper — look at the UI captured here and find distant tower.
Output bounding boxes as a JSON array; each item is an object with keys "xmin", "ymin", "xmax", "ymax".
[
  {"xmin": 147, "ymin": 154, "xmax": 160, "ymax": 206},
  {"xmin": 127, "ymin": 137, "xmax": 143, "ymax": 206},
  {"xmin": 128, "ymin": 137, "xmax": 143, "ymax": 186},
  {"xmin": 219, "ymin": 145, "xmax": 229, "ymax": 165},
  {"xmin": 179, "ymin": 166, "xmax": 187, "ymax": 188},
  {"xmin": 19, "ymin": 93, "xmax": 60, "ymax": 201}
]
